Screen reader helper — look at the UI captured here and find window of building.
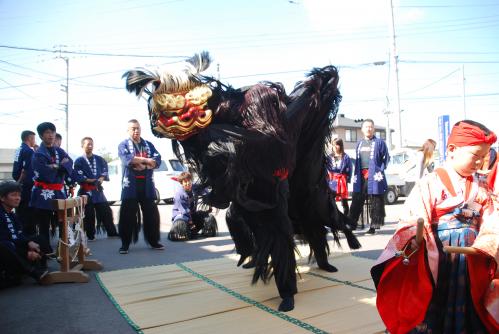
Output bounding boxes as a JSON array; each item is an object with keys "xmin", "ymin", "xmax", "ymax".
[
  {"xmin": 375, "ymin": 131, "xmax": 386, "ymax": 140},
  {"xmin": 345, "ymin": 129, "xmax": 357, "ymax": 142}
]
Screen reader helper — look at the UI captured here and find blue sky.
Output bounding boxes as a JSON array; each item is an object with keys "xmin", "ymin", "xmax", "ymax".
[{"xmin": 1, "ymin": 0, "xmax": 499, "ymax": 156}]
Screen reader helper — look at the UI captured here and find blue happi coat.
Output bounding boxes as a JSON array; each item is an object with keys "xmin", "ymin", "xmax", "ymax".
[
  {"xmin": 326, "ymin": 153, "xmax": 352, "ymax": 193},
  {"xmin": 29, "ymin": 143, "xmax": 73, "ymax": 210},
  {"xmin": 326, "ymin": 154, "xmax": 353, "ymax": 181},
  {"xmin": 352, "ymin": 136, "xmax": 389, "ymax": 195},
  {"xmin": 0, "ymin": 205, "xmax": 28, "ymax": 253},
  {"xmin": 73, "ymin": 154, "xmax": 109, "ymax": 204},
  {"xmin": 118, "ymin": 138, "xmax": 161, "ymax": 200},
  {"xmin": 12, "ymin": 143, "xmax": 35, "ymax": 200}
]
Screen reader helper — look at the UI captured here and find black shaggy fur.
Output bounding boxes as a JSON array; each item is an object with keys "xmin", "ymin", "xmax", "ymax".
[{"xmin": 124, "ymin": 54, "xmax": 360, "ymax": 312}]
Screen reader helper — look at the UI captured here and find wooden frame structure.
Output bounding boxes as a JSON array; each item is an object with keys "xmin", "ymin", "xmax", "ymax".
[{"xmin": 42, "ymin": 195, "xmax": 103, "ymax": 284}]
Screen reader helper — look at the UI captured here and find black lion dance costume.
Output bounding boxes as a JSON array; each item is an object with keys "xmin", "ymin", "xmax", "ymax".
[{"xmin": 123, "ymin": 52, "xmax": 360, "ymax": 312}]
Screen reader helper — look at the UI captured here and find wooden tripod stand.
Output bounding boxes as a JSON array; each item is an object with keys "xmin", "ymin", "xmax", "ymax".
[{"xmin": 42, "ymin": 196, "xmax": 103, "ymax": 284}]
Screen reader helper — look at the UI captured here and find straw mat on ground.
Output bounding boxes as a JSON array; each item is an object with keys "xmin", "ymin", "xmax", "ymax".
[{"xmin": 97, "ymin": 253, "xmax": 385, "ymax": 334}]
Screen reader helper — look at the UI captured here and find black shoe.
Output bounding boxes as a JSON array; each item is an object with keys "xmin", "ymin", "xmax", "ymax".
[
  {"xmin": 107, "ymin": 233, "xmax": 120, "ymax": 238},
  {"xmin": 242, "ymin": 257, "xmax": 256, "ymax": 269},
  {"xmin": 30, "ymin": 268, "xmax": 49, "ymax": 283},
  {"xmin": 151, "ymin": 243, "xmax": 165, "ymax": 250},
  {"xmin": 119, "ymin": 247, "xmax": 129, "ymax": 254},
  {"xmin": 366, "ymin": 227, "xmax": 376, "ymax": 235},
  {"xmin": 87, "ymin": 236, "xmax": 95, "ymax": 242}
]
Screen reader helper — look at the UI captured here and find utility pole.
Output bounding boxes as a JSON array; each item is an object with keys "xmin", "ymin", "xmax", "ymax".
[
  {"xmin": 55, "ymin": 45, "xmax": 69, "ymax": 152},
  {"xmin": 461, "ymin": 64, "xmax": 466, "ymax": 119},
  {"xmin": 384, "ymin": 105, "xmax": 392, "ymax": 150},
  {"xmin": 389, "ymin": 0, "xmax": 403, "ymax": 148}
]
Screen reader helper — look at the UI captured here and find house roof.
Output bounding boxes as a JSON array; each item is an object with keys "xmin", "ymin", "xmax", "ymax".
[{"xmin": 333, "ymin": 114, "xmax": 390, "ymax": 131}]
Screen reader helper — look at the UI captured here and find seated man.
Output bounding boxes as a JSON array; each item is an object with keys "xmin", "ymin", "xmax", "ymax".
[
  {"xmin": 168, "ymin": 172, "xmax": 217, "ymax": 241},
  {"xmin": 0, "ymin": 181, "xmax": 50, "ymax": 287}
]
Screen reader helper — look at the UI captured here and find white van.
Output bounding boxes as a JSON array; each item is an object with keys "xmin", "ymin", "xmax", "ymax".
[
  {"xmin": 346, "ymin": 148, "xmax": 417, "ymax": 205},
  {"xmin": 103, "ymin": 158, "xmax": 186, "ymax": 205}
]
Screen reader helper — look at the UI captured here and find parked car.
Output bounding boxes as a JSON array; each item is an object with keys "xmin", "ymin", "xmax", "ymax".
[
  {"xmin": 347, "ymin": 148, "xmax": 417, "ymax": 205},
  {"xmin": 383, "ymin": 149, "xmax": 418, "ymax": 204},
  {"xmin": 103, "ymin": 158, "xmax": 187, "ymax": 205}
]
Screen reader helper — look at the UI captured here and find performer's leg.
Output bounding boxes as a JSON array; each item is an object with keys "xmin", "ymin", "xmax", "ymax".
[
  {"xmin": 369, "ymin": 194, "xmax": 385, "ymax": 231},
  {"xmin": 341, "ymin": 198, "xmax": 349, "ymax": 217},
  {"xmin": 140, "ymin": 198, "xmax": 161, "ymax": 247},
  {"xmin": 0, "ymin": 243, "xmax": 47, "ymax": 282},
  {"xmin": 18, "ymin": 197, "xmax": 36, "ymax": 237},
  {"xmin": 34, "ymin": 209, "xmax": 54, "ymax": 253},
  {"xmin": 348, "ymin": 191, "xmax": 366, "ymax": 228},
  {"xmin": 95, "ymin": 202, "xmax": 118, "ymax": 236},
  {"xmin": 0, "ymin": 244, "xmax": 30, "ymax": 276},
  {"xmin": 250, "ymin": 181, "xmax": 297, "ymax": 312},
  {"xmin": 83, "ymin": 200, "xmax": 96, "ymax": 240},
  {"xmin": 250, "ymin": 213, "xmax": 297, "ymax": 311},
  {"xmin": 118, "ymin": 199, "xmax": 139, "ymax": 252},
  {"xmin": 226, "ymin": 203, "xmax": 255, "ymax": 267}
]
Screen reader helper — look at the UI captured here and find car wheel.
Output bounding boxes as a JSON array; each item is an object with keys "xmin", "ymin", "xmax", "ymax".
[
  {"xmin": 154, "ymin": 188, "xmax": 161, "ymax": 204},
  {"xmin": 385, "ymin": 187, "xmax": 398, "ymax": 205}
]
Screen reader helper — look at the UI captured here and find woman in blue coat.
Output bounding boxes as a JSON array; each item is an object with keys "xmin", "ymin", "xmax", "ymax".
[{"xmin": 326, "ymin": 138, "xmax": 352, "ymax": 216}]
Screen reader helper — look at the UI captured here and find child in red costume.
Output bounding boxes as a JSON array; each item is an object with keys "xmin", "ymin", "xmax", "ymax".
[{"xmin": 371, "ymin": 120, "xmax": 499, "ymax": 334}]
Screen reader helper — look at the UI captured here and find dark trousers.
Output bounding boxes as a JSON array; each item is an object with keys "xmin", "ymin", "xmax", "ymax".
[
  {"xmin": 34, "ymin": 209, "xmax": 57, "ymax": 252},
  {"xmin": 17, "ymin": 197, "xmax": 36, "ymax": 237},
  {"xmin": 0, "ymin": 236, "xmax": 50, "ymax": 279},
  {"xmin": 348, "ymin": 178, "xmax": 385, "ymax": 229},
  {"xmin": 331, "ymin": 192, "xmax": 349, "ymax": 216},
  {"xmin": 84, "ymin": 201, "xmax": 118, "ymax": 239},
  {"xmin": 118, "ymin": 179, "xmax": 160, "ymax": 248}
]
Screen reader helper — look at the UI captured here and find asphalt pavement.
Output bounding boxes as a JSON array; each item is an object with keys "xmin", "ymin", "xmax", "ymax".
[{"xmin": 0, "ymin": 199, "xmax": 405, "ymax": 334}]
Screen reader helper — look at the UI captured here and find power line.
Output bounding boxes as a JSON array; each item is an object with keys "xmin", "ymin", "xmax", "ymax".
[
  {"xmin": 401, "ymin": 60, "xmax": 499, "ymax": 64},
  {"xmin": 399, "ymin": 4, "xmax": 499, "ymax": 8},
  {"xmin": 0, "ymin": 77, "xmax": 36, "ymax": 99},
  {"xmin": 402, "ymin": 68, "xmax": 461, "ymax": 95},
  {"xmin": 0, "ymin": 45, "xmax": 189, "ymax": 58}
]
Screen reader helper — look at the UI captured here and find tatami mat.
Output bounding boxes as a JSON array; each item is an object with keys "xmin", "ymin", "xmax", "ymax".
[{"xmin": 97, "ymin": 253, "xmax": 385, "ymax": 334}]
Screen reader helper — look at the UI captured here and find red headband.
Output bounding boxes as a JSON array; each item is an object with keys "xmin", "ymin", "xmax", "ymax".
[{"xmin": 447, "ymin": 122, "xmax": 497, "ymax": 147}]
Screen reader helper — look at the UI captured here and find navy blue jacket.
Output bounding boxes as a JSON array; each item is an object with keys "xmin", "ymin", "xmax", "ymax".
[
  {"xmin": 118, "ymin": 138, "xmax": 161, "ymax": 200},
  {"xmin": 12, "ymin": 143, "xmax": 35, "ymax": 199},
  {"xmin": 352, "ymin": 136, "xmax": 390, "ymax": 195},
  {"xmin": 74, "ymin": 154, "xmax": 110, "ymax": 203},
  {"xmin": 29, "ymin": 143, "xmax": 73, "ymax": 210},
  {"xmin": 0, "ymin": 205, "xmax": 28, "ymax": 253}
]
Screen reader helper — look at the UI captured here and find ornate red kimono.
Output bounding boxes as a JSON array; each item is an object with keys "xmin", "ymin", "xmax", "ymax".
[{"xmin": 371, "ymin": 164, "xmax": 499, "ymax": 333}]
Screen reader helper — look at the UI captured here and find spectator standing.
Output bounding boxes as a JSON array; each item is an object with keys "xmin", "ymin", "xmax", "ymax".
[
  {"xmin": 73, "ymin": 137, "xmax": 118, "ymax": 241},
  {"xmin": 117, "ymin": 119, "xmax": 163, "ymax": 254},
  {"xmin": 12, "ymin": 130, "xmax": 36, "ymax": 235},
  {"xmin": 414, "ymin": 139, "xmax": 437, "ymax": 179},
  {"xmin": 348, "ymin": 119, "xmax": 390, "ymax": 234},
  {"xmin": 29, "ymin": 122, "xmax": 73, "ymax": 252},
  {"xmin": 326, "ymin": 138, "xmax": 352, "ymax": 216}
]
